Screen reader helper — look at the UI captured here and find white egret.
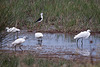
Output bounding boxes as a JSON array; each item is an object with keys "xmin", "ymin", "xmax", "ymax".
[
  {"xmin": 6, "ymin": 27, "xmax": 20, "ymax": 39},
  {"xmin": 11, "ymin": 36, "xmax": 27, "ymax": 51},
  {"xmin": 35, "ymin": 32, "xmax": 43, "ymax": 46},
  {"xmin": 74, "ymin": 29, "xmax": 91, "ymax": 48}
]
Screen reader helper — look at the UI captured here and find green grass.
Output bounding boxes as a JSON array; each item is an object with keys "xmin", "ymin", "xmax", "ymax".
[
  {"xmin": 0, "ymin": 0, "xmax": 100, "ymax": 32},
  {"xmin": 23, "ymin": 54, "xmax": 35, "ymax": 66},
  {"xmin": 0, "ymin": 53, "xmax": 19, "ymax": 67},
  {"xmin": 0, "ymin": 52, "xmax": 100, "ymax": 67}
]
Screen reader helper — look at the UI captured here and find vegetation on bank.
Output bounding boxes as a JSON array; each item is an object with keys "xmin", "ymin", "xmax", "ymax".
[
  {"xmin": 0, "ymin": 0, "xmax": 100, "ymax": 32},
  {"xmin": 0, "ymin": 52, "xmax": 100, "ymax": 67}
]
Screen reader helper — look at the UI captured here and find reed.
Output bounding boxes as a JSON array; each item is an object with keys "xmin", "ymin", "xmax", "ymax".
[
  {"xmin": 0, "ymin": 52, "xmax": 100, "ymax": 67},
  {"xmin": 0, "ymin": 53, "xmax": 19, "ymax": 67},
  {"xmin": 0, "ymin": 0, "xmax": 100, "ymax": 32}
]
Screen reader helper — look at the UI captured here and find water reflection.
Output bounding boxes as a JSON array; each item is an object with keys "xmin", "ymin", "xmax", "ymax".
[
  {"xmin": 0, "ymin": 30, "xmax": 100, "ymax": 56},
  {"xmin": 37, "ymin": 38, "xmax": 42, "ymax": 46}
]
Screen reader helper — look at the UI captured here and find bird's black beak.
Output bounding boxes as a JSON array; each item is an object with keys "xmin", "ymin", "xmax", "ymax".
[{"xmin": 26, "ymin": 37, "xmax": 28, "ymax": 39}]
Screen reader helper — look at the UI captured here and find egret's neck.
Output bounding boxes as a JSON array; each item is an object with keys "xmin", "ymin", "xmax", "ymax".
[
  {"xmin": 87, "ymin": 30, "xmax": 90, "ymax": 32},
  {"xmin": 23, "ymin": 37, "xmax": 26, "ymax": 39}
]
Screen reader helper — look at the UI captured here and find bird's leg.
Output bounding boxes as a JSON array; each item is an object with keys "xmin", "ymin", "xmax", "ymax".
[
  {"xmin": 15, "ymin": 45, "xmax": 16, "ymax": 51},
  {"xmin": 37, "ymin": 38, "xmax": 39, "ymax": 44},
  {"xmin": 38, "ymin": 22, "xmax": 41, "ymax": 30},
  {"xmin": 81, "ymin": 38, "xmax": 83, "ymax": 49},
  {"xmin": 16, "ymin": 31, "xmax": 18, "ymax": 39},
  {"xmin": 14, "ymin": 32, "xmax": 16, "ymax": 40},
  {"xmin": 38, "ymin": 23, "xmax": 40, "ymax": 29},
  {"xmin": 40, "ymin": 38, "xmax": 42, "ymax": 44},
  {"xmin": 13, "ymin": 32, "xmax": 15, "ymax": 40},
  {"xmin": 19, "ymin": 45, "xmax": 23, "ymax": 51},
  {"xmin": 37, "ymin": 37, "xmax": 42, "ymax": 46},
  {"xmin": 40, "ymin": 37, "xmax": 42, "ymax": 46}
]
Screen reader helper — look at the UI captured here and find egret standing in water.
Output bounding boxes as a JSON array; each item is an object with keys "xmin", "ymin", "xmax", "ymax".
[
  {"xmin": 11, "ymin": 36, "xmax": 27, "ymax": 51},
  {"xmin": 35, "ymin": 32, "xmax": 43, "ymax": 46},
  {"xmin": 74, "ymin": 29, "xmax": 91, "ymax": 48},
  {"xmin": 6, "ymin": 27, "xmax": 20, "ymax": 39}
]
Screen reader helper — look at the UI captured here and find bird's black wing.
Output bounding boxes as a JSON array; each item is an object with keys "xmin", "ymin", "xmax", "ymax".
[{"xmin": 35, "ymin": 17, "xmax": 42, "ymax": 23}]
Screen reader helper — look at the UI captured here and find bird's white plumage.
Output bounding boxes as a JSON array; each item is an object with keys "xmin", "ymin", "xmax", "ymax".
[
  {"xmin": 12, "ymin": 37, "xmax": 26, "ymax": 46},
  {"xmin": 6, "ymin": 27, "xmax": 11, "ymax": 32},
  {"xmin": 39, "ymin": 13, "xmax": 43, "ymax": 22},
  {"xmin": 40, "ymin": 13, "xmax": 43, "ymax": 18},
  {"xmin": 35, "ymin": 32, "xmax": 43, "ymax": 38},
  {"xmin": 11, "ymin": 27, "xmax": 20, "ymax": 32},
  {"xmin": 6, "ymin": 27, "xmax": 20, "ymax": 32},
  {"xmin": 74, "ymin": 29, "xmax": 91, "ymax": 39}
]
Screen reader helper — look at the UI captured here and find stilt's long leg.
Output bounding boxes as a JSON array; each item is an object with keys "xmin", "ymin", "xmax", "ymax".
[
  {"xmin": 38, "ymin": 22, "xmax": 41, "ymax": 30},
  {"xmin": 39, "ymin": 23, "xmax": 40, "ymax": 29}
]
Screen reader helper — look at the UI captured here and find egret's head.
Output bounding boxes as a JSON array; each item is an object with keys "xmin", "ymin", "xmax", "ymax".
[
  {"xmin": 23, "ymin": 36, "xmax": 28, "ymax": 39},
  {"xmin": 40, "ymin": 13, "xmax": 43, "ymax": 16},
  {"xmin": 87, "ymin": 29, "xmax": 91, "ymax": 32},
  {"xmin": 6, "ymin": 27, "xmax": 9, "ymax": 30}
]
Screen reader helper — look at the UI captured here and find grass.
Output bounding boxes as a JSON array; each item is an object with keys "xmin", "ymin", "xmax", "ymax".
[
  {"xmin": 23, "ymin": 54, "xmax": 35, "ymax": 66},
  {"xmin": 0, "ymin": 52, "xmax": 100, "ymax": 67},
  {"xmin": 0, "ymin": 53, "xmax": 19, "ymax": 67},
  {"xmin": 0, "ymin": 0, "xmax": 100, "ymax": 32}
]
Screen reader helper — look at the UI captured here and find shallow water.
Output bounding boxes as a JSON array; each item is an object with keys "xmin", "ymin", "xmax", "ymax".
[{"xmin": 0, "ymin": 30, "xmax": 100, "ymax": 59}]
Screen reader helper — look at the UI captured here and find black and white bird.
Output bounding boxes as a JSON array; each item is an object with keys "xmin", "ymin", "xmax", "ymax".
[
  {"xmin": 35, "ymin": 13, "xmax": 43, "ymax": 23},
  {"xmin": 74, "ymin": 29, "xmax": 91, "ymax": 48}
]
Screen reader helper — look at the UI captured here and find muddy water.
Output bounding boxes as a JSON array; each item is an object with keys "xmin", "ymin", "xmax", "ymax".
[{"xmin": 0, "ymin": 30, "xmax": 100, "ymax": 59}]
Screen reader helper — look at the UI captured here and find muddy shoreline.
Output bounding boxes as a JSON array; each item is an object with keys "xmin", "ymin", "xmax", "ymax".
[
  {"xmin": 27, "ymin": 29, "xmax": 100, "ymax": 34},
  {"xmin": 0, "ymin": 49, "xmax": 100, "ymax": 64}
]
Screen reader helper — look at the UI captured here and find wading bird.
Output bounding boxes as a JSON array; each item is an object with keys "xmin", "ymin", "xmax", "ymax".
[
  {"xmin": 34, "ymin": 13, "xmax": 43, "ymax": 29},
  {"xmin": 74, "ymin": 29, "xmax": 91, "ymax": 48},
  {"xmin": 6, "ymin": 27, "xmax": 20, "ymax": 39},
  {"xmin": 35, "ymin": 13, "xmax": 43, "ymax": 23},
  {"xmin": 11, "ymin": 36, "xmax": 27, "ymax": 51},
  {"xmin": 35, "ymin": 32, "xmax": 43, "ymax": 46}
]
